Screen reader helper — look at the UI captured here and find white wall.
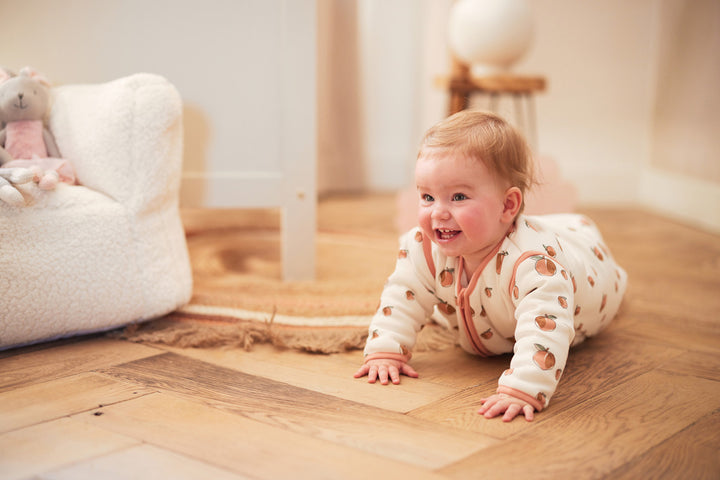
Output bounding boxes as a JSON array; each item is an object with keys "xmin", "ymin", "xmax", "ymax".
[
  {"xmin": 0, "ymin": 0, "xmax": 316, "ymax": 210},
  {"xmin": 3, "ymin": 0, "xmax": 717, "ymax": 231},
  {"xmin": 341, "ymin": 0, "xmax": 658, "ymax": 204},
  {"xmin": 639, "ymin": 0, "xmax": 720, "ymax": 232},
  {"xmin": 515, "ymin": 0, "xmax": 658, "ymax": 206},
  {"xmin": 346, "ymin": 0, "xmax": 718, "ymax": 231}
]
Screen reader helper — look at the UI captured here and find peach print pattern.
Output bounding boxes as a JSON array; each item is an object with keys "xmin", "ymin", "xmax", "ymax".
[{"xmin": 363, "ymin": 213, "xmax": 628, "ymax": 411}]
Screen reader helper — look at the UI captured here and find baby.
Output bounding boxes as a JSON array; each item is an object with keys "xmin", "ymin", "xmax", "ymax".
[{"xmin": 354, "ymin": 110, "xmax": 627, "ymax": 422}]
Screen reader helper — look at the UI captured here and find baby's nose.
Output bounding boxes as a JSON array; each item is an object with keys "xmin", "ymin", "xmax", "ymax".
[{"xmin": 431, "ymin": 203, "xmax": 451, "ymax": 220}]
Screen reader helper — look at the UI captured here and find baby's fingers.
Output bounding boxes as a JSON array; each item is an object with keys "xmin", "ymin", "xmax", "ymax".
[
  {"xmin": 400, "ymin": 364, "xmax": 419, "ymax": 379},
  {"xmin": 502, "ymin": 403, "xmax": 523, "ymax": 422},
  {"xmin": 477, "ymin": 397, "xmax": 497, "ymax": 415},
  {"xmin": 386, "ymin": 366, "xmax": 400, "ymax": 384},
  {"xmin": 522, "ymin": 404, "xmax": 535, "ymax": 422},
  {"xmin": 478, "ymin": 399, "xmax": 505, "ymax": 419},
  {"xmin": 378, "ymin": 365, "xmax": 390, "ymax": 385},
  {"xmin": 353, "ymin": 364, "xmax": 370, "ymax": 379}
]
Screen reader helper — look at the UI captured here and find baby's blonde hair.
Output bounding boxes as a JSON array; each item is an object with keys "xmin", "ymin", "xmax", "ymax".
[{"xmin": 419, "ymin": 110, "xmax": 535, "ymax": 213}]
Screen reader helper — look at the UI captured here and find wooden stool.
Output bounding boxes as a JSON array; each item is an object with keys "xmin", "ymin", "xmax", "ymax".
[{"xmin": 436, "ymin": 61, "xmax": 546, "ymax": 148}]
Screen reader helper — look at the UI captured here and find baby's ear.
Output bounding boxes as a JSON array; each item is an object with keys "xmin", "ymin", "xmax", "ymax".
[{"xmin": 502, "ymin": 187, "xmax": 523, "ymax": 222}]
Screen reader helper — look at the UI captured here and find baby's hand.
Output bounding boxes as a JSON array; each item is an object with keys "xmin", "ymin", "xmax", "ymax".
[
  {"xmin": 478, "ymin": 393, "xmax": 535, "ymax": 422},
  {"xmin": 353, "ymin": 358, "xmax": 418, "ymax": 385}
]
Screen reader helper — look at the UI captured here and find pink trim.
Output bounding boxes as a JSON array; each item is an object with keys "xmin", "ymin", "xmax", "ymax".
[
  {"xmin": 496, "ymin": 385, "xmax": 544, "ymax": 412},
  {"xmin": 508, "ymin": 250, "xmax": 545, "ymax": 297},
  {"xmin": 454, "ymin": 238, "xmax": 504, "ymax": 358},
  {"xmin": 364, "ymin": 352, "xmax": 412, "ymax": 364},
  {"xmin": 456, "ymin": 257, "xmax": 491, "ymax": 356},
  {"xmin": 508, "ymin": 251, "xmax": 569, "ymax": 297}
]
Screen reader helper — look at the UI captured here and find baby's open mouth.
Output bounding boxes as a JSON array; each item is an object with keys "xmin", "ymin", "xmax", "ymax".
[{"xmin": 436, "ymin": 228, "xmax": 460, "ymax": 240}]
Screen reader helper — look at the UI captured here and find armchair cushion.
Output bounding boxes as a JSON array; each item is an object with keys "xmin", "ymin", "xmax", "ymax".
[{"xmin": 0, "ymin": 73, "xmax": 192, "ymax": 350}]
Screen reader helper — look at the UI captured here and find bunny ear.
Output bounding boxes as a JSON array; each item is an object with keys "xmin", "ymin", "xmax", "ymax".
[
  {"xmin": 19, "ymin": 66, "xmax": 50, "ymax": 86},
  {"xmin": 0, "ymin": 67, "xmax": 14, "ymax": 84}
]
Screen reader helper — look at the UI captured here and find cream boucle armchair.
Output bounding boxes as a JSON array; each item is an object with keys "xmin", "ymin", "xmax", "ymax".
[{"xmin": 0, "ymin": 73, "xmax": 192, "ymax": 350}]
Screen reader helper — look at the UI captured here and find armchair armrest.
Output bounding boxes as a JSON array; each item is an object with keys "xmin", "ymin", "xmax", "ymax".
[{"xmin": 48, "ymin": 73, "xmax": 184, "ymax": 213}]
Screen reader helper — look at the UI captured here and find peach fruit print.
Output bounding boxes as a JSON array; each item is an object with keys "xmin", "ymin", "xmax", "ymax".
[
  {"xmin": 437, "ymin": 300, "xmax": 455, "ymax": 315},
  {"xmin": 533, "ymin": 344, "xmax": 556, "ymax": 370},
  {"xmin": 440, "ymin": 268, "xmax": 454, "ymax": 287},
  {"xmin": 535, "ymin": 314, "xmax": 557, "ymax": 331},
  {"xmin": 533, "ymin": 255, "xmax": 556, "ymax": 276}
]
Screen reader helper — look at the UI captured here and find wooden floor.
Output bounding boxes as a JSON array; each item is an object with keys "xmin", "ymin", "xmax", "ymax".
[{"xmin": 1, "ymin": 196, "xmax": 719, "ymax": 479}]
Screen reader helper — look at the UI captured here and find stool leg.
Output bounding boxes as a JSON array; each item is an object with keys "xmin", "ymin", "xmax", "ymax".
[
  {"xmin": 526, "ymin": 93, "xmax": 538, "ymax": 151},
  {"xmin": 489, "ymin": 92, "xmax": 499, "ymax": 112},
  {"xmin": 449, "ymin": 88, "xmax": 470, "ymax": 116},
  {"xmin": 514, "ymin": 93, "xmax": 525, "ymax": 135}
]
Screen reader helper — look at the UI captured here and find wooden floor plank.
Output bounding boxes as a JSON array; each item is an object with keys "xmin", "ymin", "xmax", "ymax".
[
  {"xmin": 0, "ymin": 203, "xmax": 717, "ymax": 479},
  {"xmin": 74, "ymin": 392, "xmax": 450, "ymax": 480},
  {"xmin": 656, "ymin": 350, "xmax": 720, "ymax": 382},
  {"xmin": 0, "ymin": 372, "xmax": 154, "ymax": 433},
  {"xmin": 608, "ymin": 410, "xmax": 720, "ymax": 480},
  {"xmin": 101, "ymin": 352, "xmax": 494, "ymax": 469},
  {"xmin": 617, "ymin": 309, "xmax": 720, "ymax": 354},
  {"xmin": 0, "ymin": 417, "xmax": 140, "ymax": 480},
  {"xmin": 162, "ymin": 344, "xmax": 459, "ymax": 412},
  {"xmin": 439, "ymin": 370, "xmax": 720, "ymax": 479},
  {"xmin": 545, "ymin": 328, "xmax": 684, "ymax": 411},
  {"xmin": 408, "ymin": 348, "xmax": 509, "ymax": 389},
  {"xmin": 408, "ymin": 328, "xmax": 682, "ymax": 438},
  {"xmin": 0, "ymin": 338, "xmax": 162, "ymax": 392},
  {"xmin": 38, "ymin": 444, "xmax": 253, "ymax": 480}
]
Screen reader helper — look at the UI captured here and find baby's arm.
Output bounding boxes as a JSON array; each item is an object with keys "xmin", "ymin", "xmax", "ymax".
[
  {"xmin": 355, "ymin": 228, "xmax": 437, "ymax": 384},
  {"xmin": 489, "ymin": 254, "xmax": 576, "ymax": 418}
]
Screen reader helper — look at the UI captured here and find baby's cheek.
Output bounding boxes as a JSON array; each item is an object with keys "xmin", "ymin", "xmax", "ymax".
[{"xmin": 417, "ymin": 211, "xmax": 432, "ymax": 235}]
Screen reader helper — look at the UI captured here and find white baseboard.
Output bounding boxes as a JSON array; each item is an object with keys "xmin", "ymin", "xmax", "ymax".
[{"xmin": 639, "ymin": 167, "xmax": 720, "ymax": 233}]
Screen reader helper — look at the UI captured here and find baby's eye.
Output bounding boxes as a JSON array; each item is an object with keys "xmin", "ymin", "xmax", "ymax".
[
  {"xmin": 452, "ymin": 193, "xmax": 468, "ymax": 201},
  {"xmin": 421, "ymin": 193, "xmax": 434, "ymax": 202}
]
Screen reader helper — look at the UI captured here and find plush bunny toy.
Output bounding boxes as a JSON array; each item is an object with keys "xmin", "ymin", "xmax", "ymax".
[{"xmin": 0, "ymin": 67, "xmax": 75, "ymax": 204}]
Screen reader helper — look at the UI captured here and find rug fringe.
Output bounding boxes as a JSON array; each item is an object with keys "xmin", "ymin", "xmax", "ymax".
[{"xmin": 116, "ymin": 315, "xmax": 456, "ymax": 355}]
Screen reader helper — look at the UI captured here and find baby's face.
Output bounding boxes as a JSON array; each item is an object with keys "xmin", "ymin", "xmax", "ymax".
[{"xmin": 415, "ymin": 150, "xmax": 512, "ymax": 270}]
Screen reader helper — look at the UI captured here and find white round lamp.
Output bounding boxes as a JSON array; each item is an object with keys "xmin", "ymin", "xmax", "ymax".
[{"xmin": 448, "ymin": 0, "xmax": 534, "ymax": 76}]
